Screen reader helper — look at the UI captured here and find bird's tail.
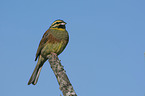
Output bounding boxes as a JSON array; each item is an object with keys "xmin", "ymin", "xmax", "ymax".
[{"xmin": 28, "ymin": 56, "xmax": 46, "ymax": 85}]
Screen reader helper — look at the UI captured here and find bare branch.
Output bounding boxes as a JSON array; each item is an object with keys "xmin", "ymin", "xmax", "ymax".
[{"xmin": 47, "ymin": 54, "xmax": 77, "ymax": 96}]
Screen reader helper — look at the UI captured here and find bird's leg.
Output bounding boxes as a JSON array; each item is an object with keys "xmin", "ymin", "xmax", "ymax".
[
  {"xmin": 50, "ymin": 52, "xmax": 58, "ymax": 57},
  {"xmin": 47, "ymin": 53, "xmax": 57, "ymax": 59},
  {"xmin": 47, "ymin": 52, "xmax": 58, "ymax": 62}
]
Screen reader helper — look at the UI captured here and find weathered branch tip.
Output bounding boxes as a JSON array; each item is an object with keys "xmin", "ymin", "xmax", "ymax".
[{"xmin": 47, "ymin": 53, "xmax": 77, "ymax": 96}]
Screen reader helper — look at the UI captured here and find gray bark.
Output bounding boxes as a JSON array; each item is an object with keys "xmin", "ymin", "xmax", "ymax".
[{"xmin": 47, "ymin": 54, "xmax": 77, "ymax": 96}]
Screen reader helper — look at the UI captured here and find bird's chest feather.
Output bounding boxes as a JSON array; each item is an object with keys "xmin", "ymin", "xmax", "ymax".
[
  {"xmin": 41, "ymin": 40, "xmax": 67, "ymax": 57},
  {"xmin": 51, "ymin": 29, "xmax": 69, "ymax": 40},
  {"xmin": 40, "ymin": 29, "xmax": 69, "ymax": 57}
]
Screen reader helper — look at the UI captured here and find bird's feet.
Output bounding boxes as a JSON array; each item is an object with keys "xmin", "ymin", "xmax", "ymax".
[
  {"xmin": 47, "ymin": 52, "xmax": 58, "ymax": 59},
  {"xmin": 51, "ymin": 52, "xmax": 58, "ymax": 57}
]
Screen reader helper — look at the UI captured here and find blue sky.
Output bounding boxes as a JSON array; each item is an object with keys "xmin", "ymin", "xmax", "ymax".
[{"xmin": 0, "ymin": 0, "xmax": 145, "ymax": 96}]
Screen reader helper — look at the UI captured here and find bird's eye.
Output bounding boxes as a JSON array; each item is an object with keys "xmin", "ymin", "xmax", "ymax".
[{"xmin": 56, "ymin": 22, "xmax": 59, "ymax": 24}]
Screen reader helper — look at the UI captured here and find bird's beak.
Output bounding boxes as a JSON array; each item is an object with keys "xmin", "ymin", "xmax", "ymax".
[{"xmin": 60, "ymin": 22, "xmax": 67, "ymax": 25}]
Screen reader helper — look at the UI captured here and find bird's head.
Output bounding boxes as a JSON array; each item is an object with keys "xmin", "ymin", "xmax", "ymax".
[{"xmin": 50, "ymin": 20, "xmax": 67, "ymax": 29}]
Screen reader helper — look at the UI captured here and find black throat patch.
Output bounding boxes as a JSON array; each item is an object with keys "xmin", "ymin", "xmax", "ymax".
[{"xmin": 58, "ymin": 25, "xmax": 65, "ymax": 29}]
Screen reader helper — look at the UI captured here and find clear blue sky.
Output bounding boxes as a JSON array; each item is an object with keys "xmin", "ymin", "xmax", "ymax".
[{"xmin": 0, "ymin": 0, "xmax": 145, "ymax": 96}]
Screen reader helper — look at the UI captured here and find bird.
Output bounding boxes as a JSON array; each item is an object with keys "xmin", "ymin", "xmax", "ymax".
[{"xmin": 28, "ymin": 20, "xmax": 69, "ymax": 85}]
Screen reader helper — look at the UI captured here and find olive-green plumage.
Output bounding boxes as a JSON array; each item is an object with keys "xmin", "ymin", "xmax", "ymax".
[{"xmin": 28, "ymin": 20, "xmax": 69, "ymax": 85}]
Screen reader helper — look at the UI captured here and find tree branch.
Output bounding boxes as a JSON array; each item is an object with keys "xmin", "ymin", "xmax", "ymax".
[{"xmin": 47, "ymin": 54, "xmax": 77, "ymax": 96}]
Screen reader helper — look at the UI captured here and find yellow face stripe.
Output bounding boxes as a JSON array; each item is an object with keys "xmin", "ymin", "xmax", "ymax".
[
  {"xmin": 50, "ymin": 28, "xmax": 65, "ymax": 31},
  {"xmin": 50, "ymin": 20, "xmax": 66, "ymax": 29},
  {"xmin": 51, "ymin": 20, "xmax": 64, "ymax": 25}
]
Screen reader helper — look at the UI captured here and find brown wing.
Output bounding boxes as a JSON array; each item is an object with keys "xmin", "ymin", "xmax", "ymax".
[{"xmin": 35, "ymin": 29, "xmax": 50, "ymax": 61}]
